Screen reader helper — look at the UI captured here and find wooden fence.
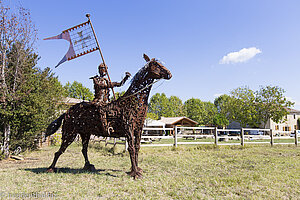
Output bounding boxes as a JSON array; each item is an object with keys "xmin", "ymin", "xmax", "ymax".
[
  {"xmin": 138, "ymin": 126, "xmax": 299, "ymax": 148},
  {"xmin": 44, "ymin": 126, "xmax": 299, "ymax": 149}
]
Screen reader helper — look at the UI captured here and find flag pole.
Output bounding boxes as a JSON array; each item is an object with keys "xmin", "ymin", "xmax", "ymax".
[{"xmin": 86, "ymin": 13, "xmax": 116, "ymax": 100}]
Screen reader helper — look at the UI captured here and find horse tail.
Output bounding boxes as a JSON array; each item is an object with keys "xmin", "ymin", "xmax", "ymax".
[{"xmin": 45, "ymin": 113, "xmax": 66, "ymax": 138}]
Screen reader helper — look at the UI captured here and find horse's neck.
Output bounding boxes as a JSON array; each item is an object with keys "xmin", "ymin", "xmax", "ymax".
[{"xmin": 124, "ymin": 75, "xmax": 154, "ymax": 106}]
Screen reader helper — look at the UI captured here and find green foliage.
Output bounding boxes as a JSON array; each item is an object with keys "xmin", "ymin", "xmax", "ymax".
[
  {"xmin": 0, "ymin": 51, "xmax": 64, "ymax": 151},
  {"xmin": 146, "ymin": 112, "xmax": 159, "ymax": 120},
  {"xmin": 255, "ymin": 85, "xmax": 294, "ymax": 127},
  {"xmin": 230, "ymin": 86, "xmax": 259, "ymax": 127},
  {"xmin": 115, "ymin": 91, "xmax": 125, "ymax": 100},
  {"xmin": 213, "ymin": 85, "xmax": 294, "ymax": 128},
  {"xmin": 184, "ymin": 98, "xmax": 217, "ymax": 125},
  {"xmin": 213, "ymin": 113, "xmax": 229, "ymax": 128},
  {"xmin": 50, "ymin": 132, "xmax": 62, "ymax": 146},
  {"xmin": 214, "ymin": 94, "xmax": 232, "ymax": 116},
  {"xmin": 148, "ymin": 93, "xmax": 185, "ymax": 118},
  {"xmin": 64, "ymin": 81, "xmax": 94, "ymax": 101}
]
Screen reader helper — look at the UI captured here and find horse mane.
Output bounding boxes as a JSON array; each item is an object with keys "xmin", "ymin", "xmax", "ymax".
[
  {"xmin": 130, "ymin": 62, "xmax": 150, "ymax": 84},
  {"xmin": 119, "ymin": 62, "xmax": 150, "ymax": 98}
]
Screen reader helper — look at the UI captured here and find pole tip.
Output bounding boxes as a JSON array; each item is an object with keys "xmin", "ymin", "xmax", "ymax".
[{"xmin": 86, "ymin": 13, "xmax": 90, "ymax": 18}]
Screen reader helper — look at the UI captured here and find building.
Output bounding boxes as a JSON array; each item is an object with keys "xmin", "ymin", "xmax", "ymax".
[
  {"xmin": 159, "ymin": 117, "xmax": 198, "ymax": 128},
  {"xmin": 143, "ymin": 118, "xmax": 167, "ymax": 135},
  {"xmin": 143, "ymin": 117, "xmax": 198, "ymax": 136},
  {"xmin": 265, "ymin": 108, "xmax": 300, "ymax": 136},
  {"xmin": 58, "ymin": 97, "xmax": 89, "ymax": 106},
  {"xmin": 228, "ymin": 108, "xmax": 300, "ymax": 136}
]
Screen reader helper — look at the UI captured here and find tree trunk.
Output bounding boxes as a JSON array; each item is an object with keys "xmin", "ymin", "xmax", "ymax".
[{"xmin": 2, "ymin": 123, "xmax": 11, "ymax": 157}]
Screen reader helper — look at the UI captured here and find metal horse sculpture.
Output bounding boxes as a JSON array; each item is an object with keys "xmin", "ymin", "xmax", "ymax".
[{"xmin": 45, "ymin": 54, "xmax": 172, "ymax": 178}]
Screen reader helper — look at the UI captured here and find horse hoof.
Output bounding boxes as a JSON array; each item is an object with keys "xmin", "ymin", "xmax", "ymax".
[
  {"xmin": 46, "ymin": 168, "xmax": 56, "ymax": 173},
  {"xmin": 83, "ymin": 164, "xmax": 96, "ymax": 172},
  {"xmin": 133, "ymin": 172, "xmax": 143, "ymax": 179},
  {"xmin": 128, "ymin": 170, "xmax": 143, "ymax": 179},
  {"xmin": 137, "ymin": 167, "xmax": 143, "ymax": 173},
  {"xmin": 130, "ymin": 167, "xmax": 143, "ymax": 173}
]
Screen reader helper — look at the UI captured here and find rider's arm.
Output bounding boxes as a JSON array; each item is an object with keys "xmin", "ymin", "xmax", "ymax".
[{"xmin": 108, "ymin": 72, "xmax": 131, "ymax": 88}]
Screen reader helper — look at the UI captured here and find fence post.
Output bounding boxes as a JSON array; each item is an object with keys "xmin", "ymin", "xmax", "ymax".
[
  {"xmin": 174, "ymin": 126, "xmax": 178, "ymax": 147},
  {"xmin": 270, "ymin": 129, "xmax": 274, "ymax": 147},
  {"xmin": 214, "ymin": 127, "xmax": 218, "ymax": 146},
  {"xmin": 241, "ymin": 128, "xmax": 244, "ymax": 146},
  {"xmin": 295, "ymin": 130, "xmax": 298, "ymax": 147}
]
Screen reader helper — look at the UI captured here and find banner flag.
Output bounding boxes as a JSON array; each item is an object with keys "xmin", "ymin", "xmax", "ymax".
[{"xmin": 44, "ymin": 21, "xmax": 99, "ymax": 68}]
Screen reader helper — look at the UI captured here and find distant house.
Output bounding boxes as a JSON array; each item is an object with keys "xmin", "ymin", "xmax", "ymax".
[
  {"xmin": 144, "ymin": 118, "xmax": 166, "ymax": 128},
  {"xmin": 228, "ymin": 108, "xmax": 300, "ymax": 136},
  {"xmin": 143, "ymin": 119, "xmax": 166, "ymax": 135},
  {"xmin": 266, "ymin": 108, "xmax": 300, "ymax": 136},
  {"xmin": 159, "ymin": 117, "xmax": 198, "ymax": 128},
  {"xmin": 58, "ymin": 97, "xmax": 89, "ymax": 106}
]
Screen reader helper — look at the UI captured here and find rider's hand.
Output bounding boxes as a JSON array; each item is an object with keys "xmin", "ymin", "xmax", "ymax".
[{"xmin": 89, "ymin": 75, "xmax": 99, "ymax": 79}]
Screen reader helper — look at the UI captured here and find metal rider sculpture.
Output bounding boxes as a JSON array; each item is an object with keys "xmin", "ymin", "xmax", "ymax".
[
  {"xmin": 45, "ymin": 54, "xmax": 172, "ymax": 179},
  {"xmin": 90, "ymin": 63, "xmax": 131, "ymax": 104}
]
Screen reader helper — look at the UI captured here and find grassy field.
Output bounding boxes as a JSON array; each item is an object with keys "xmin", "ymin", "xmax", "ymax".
[{"xmin": 0, "ymin": 143, "xmax": 300, "ymax": 199}]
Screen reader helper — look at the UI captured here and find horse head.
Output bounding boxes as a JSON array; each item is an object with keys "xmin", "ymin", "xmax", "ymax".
[
  {"xmin": 143, "ymin": 54, "xmax": 172, "ymax": 80},
  {"xmin": 124, "ymin": 54, "xmax": 172, "ymax": 97}
]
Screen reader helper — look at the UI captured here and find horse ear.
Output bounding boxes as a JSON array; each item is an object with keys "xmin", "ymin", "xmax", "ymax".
[{"xmin": 143, "ymin": 54, "xmax": 150, "ymax": 62}]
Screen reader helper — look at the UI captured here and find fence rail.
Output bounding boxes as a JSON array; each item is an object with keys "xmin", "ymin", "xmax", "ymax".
[
  {"xmin": 88, "ymin": 126, "xmax": 299, "ymax": 150},
  {"xmin": 138, "ymin": 126, "xmax": 299, "ymax": 148}
]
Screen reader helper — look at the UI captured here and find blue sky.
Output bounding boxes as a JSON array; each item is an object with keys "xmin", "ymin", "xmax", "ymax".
[{"xmin": 8, "ymin": 0, "xmax": 300, "ymax": 108}]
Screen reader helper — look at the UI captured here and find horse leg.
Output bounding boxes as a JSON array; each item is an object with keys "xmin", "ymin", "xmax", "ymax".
[
  {"xmin": 134, "ymin": 132, "xmax": 143, "ymax": 173},
  {"xmin": 81, "ymin": 133, "xmax": 96, "ymax": 171},
  {"xmin": 127, "ymin": 133, "xmax": 142, "ymax": 179},
  {"xmin": 47, "ymin": 133, "xmax": 77, "ymax": 172}
]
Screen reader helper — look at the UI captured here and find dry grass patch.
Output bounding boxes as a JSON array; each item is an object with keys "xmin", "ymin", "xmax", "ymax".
[{"xmin": 0, "ymin": 143, "xmax": 299, "ymax": 199}]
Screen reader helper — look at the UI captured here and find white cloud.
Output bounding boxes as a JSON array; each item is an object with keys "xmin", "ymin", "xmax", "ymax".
[{"xmin": 219, "ymin": 47, "xmax": 262, "ymax": 64}]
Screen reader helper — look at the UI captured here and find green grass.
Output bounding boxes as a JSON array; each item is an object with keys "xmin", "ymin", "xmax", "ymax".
[{"xmin": 0, "ymin": 143, "xmax": 300, "ymax": 199}]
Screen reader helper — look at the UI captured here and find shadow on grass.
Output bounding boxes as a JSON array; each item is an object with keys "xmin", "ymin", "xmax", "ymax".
[{"xmin": 24, "ymin": 167, "xmax": 122, "ymax": 177}]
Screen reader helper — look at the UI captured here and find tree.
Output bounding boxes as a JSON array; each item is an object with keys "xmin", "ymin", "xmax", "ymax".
[
  {"xmin": 203, "ymin": 101, "xmax": 217, "ymax": 126},
  {"xmin": 215, "ymin": 85, "xmax": 294, "ymax": 129},
  {"xmin": 255, "ymin": 85, "xmax": 294, "ymax": 128},
  {"xmin": 229, "ymin": 86, "xmax": 259, "ymax": 127},
  {"xmin": 146, "ymin": 112, "xmax": 159, "ymax": 120},
  {"xmin": 214, "ymin": 94, "xmax": 232, "ymax": 117},
  {"xmin": 212, "ymin": 113, "xmax": 229, "ymax": 128},
  {"xmin": 184, "ymin": 98, "xmax": 216, "ymax": 125},
  {"xmin": 148, "ymin": 93, "xmax": 185, "ymax": 118},
  {"xmin": 0, "ymin": 3, "xmax": 38, "ymax": 157},
  {"xmin": 64, "ymin": 81, "xmax": 94, "ymax": 101},
  {"xmin": 0, "ymin": 3, "xmax": 64, "ymax": 157},
  {"xmin": 148, "ymin": 93, "xmax": 170, "ymax": 117},
  {"xmin": 168, "ymin": 95, "xmax": 186, "ymax": 117}
]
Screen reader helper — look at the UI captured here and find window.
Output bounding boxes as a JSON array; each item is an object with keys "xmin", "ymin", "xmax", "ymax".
[
  {"xmin": 294, "ymin": 125, "xmax": 298, "ymax": 130},
  {"xmin": 275, "ymin": 125, "xmax": 279, "ymax": 130}
]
